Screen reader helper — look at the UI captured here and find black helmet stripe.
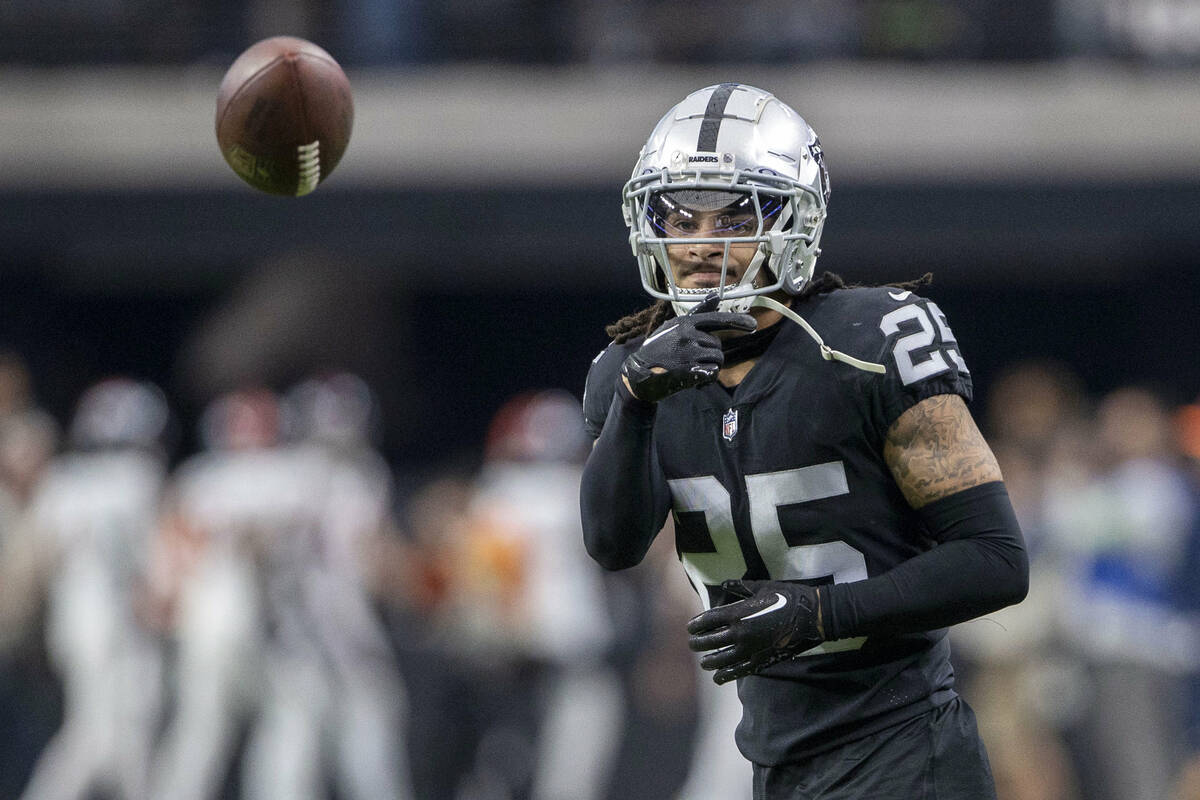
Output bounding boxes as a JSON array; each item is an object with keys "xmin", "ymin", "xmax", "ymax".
[{"xmin": 696, "ymin": 83, "xmax": 738, "ymax": 152}]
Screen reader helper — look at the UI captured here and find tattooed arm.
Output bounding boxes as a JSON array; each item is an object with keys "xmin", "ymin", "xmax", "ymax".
[
  {"xmin": 883, "ymin": 394, "xmax": 1003, "ymax": 508},
  {"xmin": 818, "ymin": 394, "xmax": 1027, "ymax": 640}
]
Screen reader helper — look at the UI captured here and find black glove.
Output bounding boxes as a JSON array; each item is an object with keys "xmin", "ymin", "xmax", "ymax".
[
  {"xmin": 620, "ymin": 294, "xmax": 757, "ymax": 403},
  {"xmin": 686, "ymin": 579, "xmax": 824, "ymax": 685}
]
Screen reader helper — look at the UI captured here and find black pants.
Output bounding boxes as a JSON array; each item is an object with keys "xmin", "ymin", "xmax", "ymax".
[{"xmin": 753, "ymin": 697, "xmax": 997, "ymax": 800}]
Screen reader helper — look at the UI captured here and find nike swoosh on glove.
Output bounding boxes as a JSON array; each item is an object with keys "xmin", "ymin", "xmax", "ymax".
[
  {"xmin": 686, "ymin": 579, "xmax": 824, "ymax": 685},
  {"xmin": 620, "ymin": 293, "xmax": 756, "ymax": 403}
]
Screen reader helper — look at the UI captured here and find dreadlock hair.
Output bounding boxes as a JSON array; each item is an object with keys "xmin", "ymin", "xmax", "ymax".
[
  {"xmin": 606, "ymin": 300, "xmax": 673, "ymax": 344},
  {"xmin": 604, "ymin": 271, "xmax": 933, "ymax": 344}
]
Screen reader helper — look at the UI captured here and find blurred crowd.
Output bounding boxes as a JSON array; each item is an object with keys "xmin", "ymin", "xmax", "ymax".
[
  {"xmin": 954, "ymin": 361, "xmax": 1200, "ymax": 800},
  {"xmin": 0, "ymin": 347, "xmax": 1198, "ymax": 800},
  {"xmin": 1, "ymin": 0, "xmax": 1197, "ymax": 66}
]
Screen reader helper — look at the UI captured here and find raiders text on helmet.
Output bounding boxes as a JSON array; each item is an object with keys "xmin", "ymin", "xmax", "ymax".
[{"xmin": 622, "ymin": 83, "xmax": 830, "ymax": 315}]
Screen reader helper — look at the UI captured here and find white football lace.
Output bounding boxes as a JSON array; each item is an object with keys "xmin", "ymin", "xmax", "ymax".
[
  {"xmin": 296, "ymin": 140, "xmax": 320, "ymax": 196},
  {"xmin": 750, "ymin": 296, "xmax": 886, "ymax": 374}
]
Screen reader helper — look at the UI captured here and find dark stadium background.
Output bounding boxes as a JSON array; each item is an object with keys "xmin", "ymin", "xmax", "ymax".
[{"xmin": 5, "ymin": 182, "xmax": 1198, "ymax": 471}]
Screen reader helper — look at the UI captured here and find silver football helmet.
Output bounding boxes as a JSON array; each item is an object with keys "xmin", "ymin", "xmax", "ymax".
[
  {"xmin": 69, "ymin": 377, "xmax": 170, "ymax": 451},
  {"xmin": 622, "ymin": 83, "xmax": 830, "ymax": 314}
]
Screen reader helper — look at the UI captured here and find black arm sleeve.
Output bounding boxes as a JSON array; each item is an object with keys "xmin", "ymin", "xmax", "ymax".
[
  {"xmin": 822, "ymin": 481, "xmax": 1029, "ymax": 639},
  {"xmin": 579, "ymin": 380, "xmax": 673, "ymax": 571}
]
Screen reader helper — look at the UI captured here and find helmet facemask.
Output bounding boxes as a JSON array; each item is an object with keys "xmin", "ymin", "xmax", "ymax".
[{"xmin": 625, "ymin": 170, "xmax": 823, "ymax": 315}]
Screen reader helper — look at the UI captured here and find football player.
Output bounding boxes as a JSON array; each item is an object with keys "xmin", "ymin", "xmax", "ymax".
[
  {"xmin": 580, "ymin": 84, "xmax": 1029, "ymax": 799},
  {"xmin": 17, "ymin": 379, "xmax": 170, "ymax": 800},
  {"xmin": 150, "ymin": 384, "xmax": 413, "ymax": 800}
]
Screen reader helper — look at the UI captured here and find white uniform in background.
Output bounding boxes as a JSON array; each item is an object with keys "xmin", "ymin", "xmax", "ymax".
[
  {"xmin": 19, "ymin": 448, "xmax": 166, "ymax": 800},
  {"xmin": 280, "ymin": 372, "xmax": 415, "ymax": 800},
  {"xmin": 151, "ymin": 443, "xmax": 306, "ymax": 800},
  {"xmin": 465, "ymin": 389, "xmax": 624, "ymax": 800},
  {"xmin": 151, "ymin": 384, "xmax": 411, "ymax": 800},
  {"xmin": 283, "ymin": 441, "xmax": 414, "ymax": 800}
]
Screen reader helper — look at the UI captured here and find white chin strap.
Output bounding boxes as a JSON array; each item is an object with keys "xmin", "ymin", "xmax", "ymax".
[
  {"xmin": 665, "ymin": 293, "xmax": 886, "ymax": 374},
  {"xmin": 749, "ymin": 296, "xmax": 886, "ymax": 374}
]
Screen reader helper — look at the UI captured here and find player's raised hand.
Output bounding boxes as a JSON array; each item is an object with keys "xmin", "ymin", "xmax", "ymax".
[
  {"xmin": 686, "ymin": 579, "xmax": 825, "ymax": 685},
  {"xmin": 620, "ymin": 294, "xmax": 756, "ymax": 403}
]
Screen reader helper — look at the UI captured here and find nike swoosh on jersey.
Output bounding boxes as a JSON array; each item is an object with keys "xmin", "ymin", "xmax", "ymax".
[
  {"xmin": 741, "ymin": 592, "xmax": 788, "ymax": 620},
  {"xmin": 888, "ymin": 290, "xmax": 911, "ymax": 301}
]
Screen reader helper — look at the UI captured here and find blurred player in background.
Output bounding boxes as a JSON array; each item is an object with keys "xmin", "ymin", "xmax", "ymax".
[
  {"xmin": 14, "ymin": 378, "xmax": 171, "ymax": 800},
  {"xmin": 150, "ymin": 381, "xmax": 411, "ymax": 800},
  {"xmin": 395, "ymin": 390, "xmax": 623, "ymax": 800},
  {"xmin": 580, "ymin": 83, "xmax": 1028, "ymax": 799},
  {"xmin": 278, "ymin": 372, "xmax": 414, "ymax": 800},
  {"xmin": 470, "ymin": 390, "xmax": 623, "ymax": 800},
  {"xmin": 148, "ymin": 386, "xmax": 289, "ymax": 800},
  {"xmin": 0, "ymin": 353, "xmax": 62, "ymax": 800}
]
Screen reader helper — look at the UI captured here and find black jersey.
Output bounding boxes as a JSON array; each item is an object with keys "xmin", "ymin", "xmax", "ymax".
[{"xmin": 582, "ymin": 286, "xmax": 974, "ymax": 766}]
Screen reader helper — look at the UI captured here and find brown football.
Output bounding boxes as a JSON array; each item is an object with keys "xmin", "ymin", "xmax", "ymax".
[{"xmin": 215, "ymin": 36, "xmax": 353, "ymax": 196}]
